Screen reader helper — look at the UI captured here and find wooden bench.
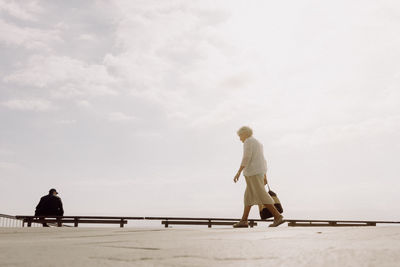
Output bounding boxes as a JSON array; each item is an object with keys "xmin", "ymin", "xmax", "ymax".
[
  {"xmin": 16, "ymin": 216, "xmax": 144, "ymax": 228},
  {"xmin": 161, "ymin": 220, "xmax": 259, "ymax": 228},
  {"xmin": 13, "ymin": 215, "xmax": 400, "ymax": 228},
  {"xmin": 147, "ymin": 217, "xmax": 400, "ymax": 228},
  {"xmin": 285, "ymin": 219, "xmax": 400, "ymax": 227},
  {"xmin": 146, "ymin": 217, "xmax": 265, "ymax": 228}
]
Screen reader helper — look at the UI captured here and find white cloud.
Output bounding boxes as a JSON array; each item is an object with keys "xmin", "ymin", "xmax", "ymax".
[
  {"xmin": 0, "ymin": 0, "xmax": 42, "ymax": 21},
  {"xmin": 107, "ymin": 111, "xmax": 135, "ymax": 122},
  {"xmin": 2, "ymin": 98, "xmax": 53, "ymax": 111},
  {"xmin": 0, "ymin": 148, "xmax": 14, "ymax": 155},
  {"xmin": 0, "ymin": 161, "xmax": 19, "ymax": 169},
  {"xmin": 76, "ymin": 100, "xmax": 92, "ymax": 108},
  {"xmin": 78, "ymin": 33, "xmax": 95, "ymax": 41},
  {"xmin": 0, "ymin": 18, "xmax": 61, "ymax": 50},
  {"xmin": 4, "ymin": 55, "xmax": 118, "ymax": 98},
  {"xmin": 55, "ymin": 119, "xmax": 76, "ymax": 125},
  {"xmin": 54, "ymin": 22, "xmax": 69, "ymax": 31},
  {"xmin": 102, "ymin": 1, "xmax": 248, "ymax": 128},
  {"xmin": 274, "ymin": 114, "xmax": 400, "ymax": 149}
]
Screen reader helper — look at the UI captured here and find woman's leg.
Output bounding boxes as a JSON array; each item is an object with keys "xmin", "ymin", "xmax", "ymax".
[
  {"xmin": 233, "ymin": 205, "xmax": 252, "ymax": 227},
  {"xmin": 241, "ymin": 205, "xmax": 252, "ymax": 221},
  {"xmin": 263, "ymin": 204, "xmax": 282, "ymax": 220}
]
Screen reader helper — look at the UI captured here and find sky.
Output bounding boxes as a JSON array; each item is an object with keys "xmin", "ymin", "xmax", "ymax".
[{"xmin": 1, "ymin": 0, "xmax": 399, "ymax": 221}]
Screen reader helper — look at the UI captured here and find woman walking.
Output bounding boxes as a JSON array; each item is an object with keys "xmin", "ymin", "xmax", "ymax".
[{"xmin": 233, "ymin": 126, "xmax": 284, "ymax": 227}]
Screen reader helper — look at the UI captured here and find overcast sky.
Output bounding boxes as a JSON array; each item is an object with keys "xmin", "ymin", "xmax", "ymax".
[{"xmin": 1, "ymin": 0, "xmax": 399, "ymax": 221}]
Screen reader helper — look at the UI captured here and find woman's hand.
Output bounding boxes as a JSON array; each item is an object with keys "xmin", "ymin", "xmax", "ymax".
[
  {"xmin": 233, "ymin": 173, "xmax": 240, "ymax": 183},
  {"xmin": 264, "ymin": 173, "xmax": 268, "ymax": 185},
  {"xmin": 234, "ymin": 166, "xmax": 245, "ymax": 183}
]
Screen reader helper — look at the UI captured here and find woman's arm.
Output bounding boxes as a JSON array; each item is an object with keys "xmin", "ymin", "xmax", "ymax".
[
  {"xmin": 240, "ymin": 140, "xmax": 252, "ymax": 167},
  {"xmin": 233, "ymin": 165, "xmax": 245, "ymax": 183},
  {"xmin": 234, "ymin": 140, "xmax": 252, "ymax": 183}
]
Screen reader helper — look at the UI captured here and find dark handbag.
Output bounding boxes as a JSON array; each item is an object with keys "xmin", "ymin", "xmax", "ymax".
[{"xmin": 260, "ymin": 184, "xmax": 283, "ymax": 220}]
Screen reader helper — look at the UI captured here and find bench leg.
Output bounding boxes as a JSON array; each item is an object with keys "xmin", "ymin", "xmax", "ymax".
[
  {"xmin": 120, "ymin": 219, "xmax": 124, "ymax": 228},
  {"xmin": 74, "ymin": 218, "xmax": 79, "ymax": 227}
]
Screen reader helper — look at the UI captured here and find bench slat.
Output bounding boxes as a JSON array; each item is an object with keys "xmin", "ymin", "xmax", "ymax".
[
  {"xmin": 16, "ymin": 216, "xmax": 143, "ymax": 220},
  {"xmin": 147, "ymin": 217, "xmax": 271, "ymax": 222},
  {"xmin": 23, "ymin": 218, "xmax": 127, "ymax": 228},
  {"xmin": 27, "ymin": 219, "xmax": 127, "ymax": 224},
  {"xmin": 288, "ymin": 222, "xmax": 374, "ymax": 227},
  {"xmin": 162, "ymin": 220, "xmax": 258, "ymax": 228}
]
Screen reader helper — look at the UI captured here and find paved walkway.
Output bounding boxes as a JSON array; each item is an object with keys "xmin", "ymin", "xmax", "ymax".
[{"xmin": 1, "ymin": 226, "xmax": 399, "ymax": 266}]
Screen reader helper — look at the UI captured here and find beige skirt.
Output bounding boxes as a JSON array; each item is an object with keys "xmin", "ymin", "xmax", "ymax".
[{"xmin": 244, "ymin": 173, "xmax": 275, "ymax": 206}]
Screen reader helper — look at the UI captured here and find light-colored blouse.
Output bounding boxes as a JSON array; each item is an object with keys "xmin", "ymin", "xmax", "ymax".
[{"xmin": 241, "ymin": 136, "xmax": 267, "ymax": 176}]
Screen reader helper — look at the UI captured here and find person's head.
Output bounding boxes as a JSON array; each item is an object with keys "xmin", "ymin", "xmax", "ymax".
[
  {"xmin": 237, "ymin": 126, "xmax": 253, "ymax": 143},
  {"xmin": 49, "ymin": 188, "xmax": 58, "ymax": 196}
]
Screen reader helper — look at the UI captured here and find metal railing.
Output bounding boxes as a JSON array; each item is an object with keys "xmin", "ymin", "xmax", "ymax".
[
  {"xmin": 15, "ymin": 216, "xmax": 144, "ymax": 228},
  {"xmin": 0, "ymin": 214, "xmax": 41, "ymax": 227},
  {"xmin": 2, "ymin": 213, "xmax": 400, "ymax": 228}
]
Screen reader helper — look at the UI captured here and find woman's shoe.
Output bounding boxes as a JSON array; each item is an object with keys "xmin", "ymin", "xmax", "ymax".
[
  {"xmin": 233, "ymin": 221, "xmax": 249, "ymax": 228},
  {"xmin": 268, "ymin": 215, "xmax": 284, "ymax": 227}
]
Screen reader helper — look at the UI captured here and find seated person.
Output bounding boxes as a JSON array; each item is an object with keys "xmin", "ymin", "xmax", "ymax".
[{"xmin": 35, "ymin": 188, "xmax": 64, "ymax": 227}]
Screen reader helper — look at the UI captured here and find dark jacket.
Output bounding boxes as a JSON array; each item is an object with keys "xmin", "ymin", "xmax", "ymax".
[{"xmin": 35, "ymin": 194, "xmax": 64, "ymax": 216}]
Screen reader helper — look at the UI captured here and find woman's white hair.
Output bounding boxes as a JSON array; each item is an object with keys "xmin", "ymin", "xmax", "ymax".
[{"xmin": 237, "ymin": 126, "xmax": 253, "ymax": 137}]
